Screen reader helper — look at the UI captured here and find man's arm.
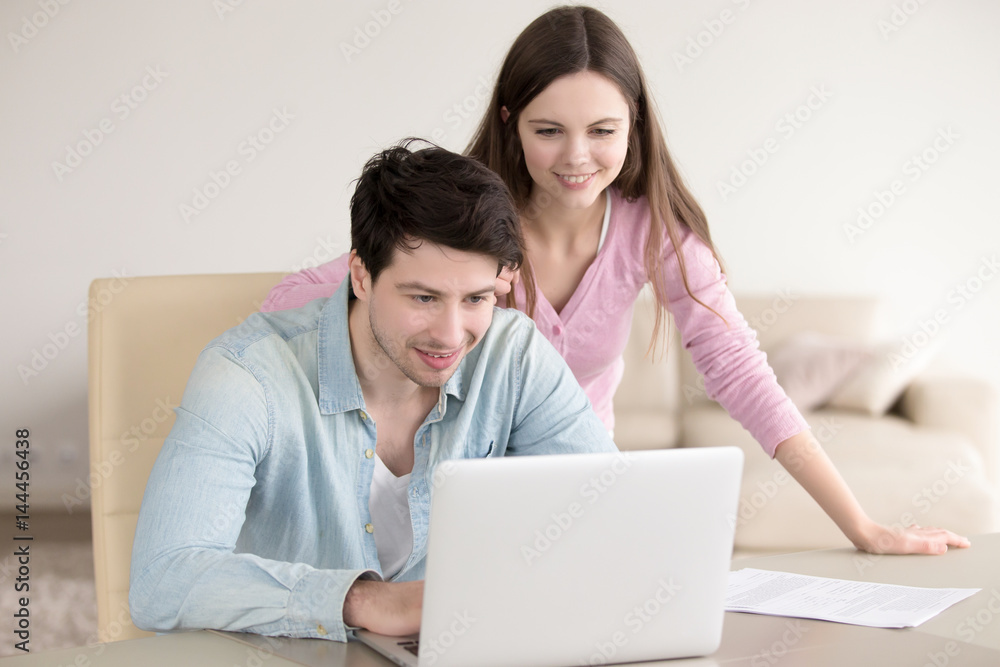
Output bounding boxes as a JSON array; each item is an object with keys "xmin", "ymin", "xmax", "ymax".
[{"xmin": 129, "ymin": 345, "xmax": 377, "ymax": 642}]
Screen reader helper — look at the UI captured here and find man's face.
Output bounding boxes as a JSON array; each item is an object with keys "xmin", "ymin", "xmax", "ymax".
[{"xmin": 354, "ymin": 242, "xmax": 497, "ymax": 388}]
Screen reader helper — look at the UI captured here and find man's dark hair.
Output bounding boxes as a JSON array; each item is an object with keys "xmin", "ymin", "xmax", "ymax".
[{"xmin": 351, "ymin": 138, "xmax": 523, "ymax": 283}]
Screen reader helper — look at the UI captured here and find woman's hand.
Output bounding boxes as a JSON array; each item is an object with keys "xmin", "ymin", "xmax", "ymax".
[
  {"xmin": 495, "ymin": 266, "xmax": 520, "ymax": 299},
  {"xmin": 774, "ymin": 432, "xmax": 971, "ymax": 556},
  {"xmin": 852, "ymin": 522, "xmax": 971, "ymax": 555}
]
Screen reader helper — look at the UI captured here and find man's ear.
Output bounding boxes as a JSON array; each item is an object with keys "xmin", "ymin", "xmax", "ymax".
[
  {"xmin": 348, "ymin": 250, "xmax": 371, "ymax": 302},
  {"xmin": 500, "ymin": 106, "xmax": 510, "ymax": 124}
]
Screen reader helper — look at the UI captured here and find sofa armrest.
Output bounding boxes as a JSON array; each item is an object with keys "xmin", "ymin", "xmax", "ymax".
[{"xmin": 898, "ymin": 375, "xmax": 1000, "ymax": 488}]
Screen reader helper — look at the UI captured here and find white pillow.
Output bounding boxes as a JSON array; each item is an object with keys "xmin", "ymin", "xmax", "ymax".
[
  {"xmin": 826, "ymin": 338, "xmax": 941, "ymax": 416},
  {"xmin": 766, "ymin": 333, "xmax": 871, "ymax": 412}
]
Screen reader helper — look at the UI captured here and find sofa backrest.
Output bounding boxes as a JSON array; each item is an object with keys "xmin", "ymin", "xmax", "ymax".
[{"xmin": 614, "ymin": 289, "xmax": 885, "ymax": 449}]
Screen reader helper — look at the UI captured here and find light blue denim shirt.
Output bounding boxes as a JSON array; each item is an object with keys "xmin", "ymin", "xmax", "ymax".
[{"xmin": 130, "ymin": 279, "xmax": 616, "ymax": 642}]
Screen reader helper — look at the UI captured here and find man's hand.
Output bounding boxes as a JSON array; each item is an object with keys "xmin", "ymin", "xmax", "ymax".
[
  {"xmin": 853, "ymin": 522, "xmax": 971, "ymax": 555},
  {"xmin": 344, "ymin": 580, "xmax": 423, "ymax": 636},
  {"xmin": 495, "ymin": 266, "xmax": 520, "ymax": 298}
]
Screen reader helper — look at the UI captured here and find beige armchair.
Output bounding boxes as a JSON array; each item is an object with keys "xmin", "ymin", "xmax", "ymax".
[{"xmin": 88, "ymin": 273, "xmax": 283, "ymax": 641}]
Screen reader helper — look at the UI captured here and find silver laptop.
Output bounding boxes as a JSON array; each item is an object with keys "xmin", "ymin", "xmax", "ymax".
[{"xmin": 357, "ymin": 447, "xmax": 743, "ymax": 667}]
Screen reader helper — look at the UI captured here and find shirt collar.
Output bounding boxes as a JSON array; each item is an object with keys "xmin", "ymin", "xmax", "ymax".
[{"xmin": 317, "ymin": 279, "xmax": 468, "ymax": 415}]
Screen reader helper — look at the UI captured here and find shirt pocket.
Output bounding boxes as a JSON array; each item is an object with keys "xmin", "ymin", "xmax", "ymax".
[{"xmin": 467, "ymin": 439, "xmax": 495, "ymax": 459}]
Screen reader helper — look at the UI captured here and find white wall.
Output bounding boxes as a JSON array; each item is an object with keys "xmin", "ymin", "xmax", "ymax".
[{"xmin": 2, "ymin": 0, "xmax": 998, "ymax": 508}]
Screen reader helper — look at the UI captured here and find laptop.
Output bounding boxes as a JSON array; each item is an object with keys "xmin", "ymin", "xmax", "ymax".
[{"xmin": 357, "ymin": 446, "xmax": 743, "ymax": 667}]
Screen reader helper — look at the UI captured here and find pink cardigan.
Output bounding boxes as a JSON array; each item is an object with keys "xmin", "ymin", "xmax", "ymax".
[{"xmin": 261, "ymin": 188, "xmax": 808, "ymax": 456}]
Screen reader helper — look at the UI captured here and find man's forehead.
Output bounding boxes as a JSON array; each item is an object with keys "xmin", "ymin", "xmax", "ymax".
[{"xmin": 386, "ymin": 241, "xmax": 499, "ymax": 286}]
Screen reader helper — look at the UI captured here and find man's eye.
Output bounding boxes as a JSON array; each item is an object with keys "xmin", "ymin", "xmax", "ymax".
[
  {"xmin": 414, "ymin": 295, "xmax": 435, "ymax": 304},
  {"xmin": 468, "ymin": 296, "xmax": 485, "ymax": 304}
]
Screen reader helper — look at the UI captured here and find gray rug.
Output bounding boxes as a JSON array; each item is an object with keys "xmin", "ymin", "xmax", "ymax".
[{"xmin": 0, "ymin": 540, "xmax": 97, "ymax": 658}]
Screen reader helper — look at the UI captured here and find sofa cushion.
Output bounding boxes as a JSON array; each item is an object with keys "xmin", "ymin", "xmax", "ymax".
[
  {"xmin": 827, "ymin": 339, "xmax": 941, "ymax": 416},
  {"xmin": 766, "ymin": 333, "xmax": 871, "ymax": 411},
  {"xmin": 680, "ymin": 405, "xmax": 997, "ymax": 552}
]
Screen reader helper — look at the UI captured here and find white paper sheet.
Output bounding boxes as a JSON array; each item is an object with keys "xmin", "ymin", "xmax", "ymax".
[{"xmin": 726, "ymin": 568, "xmax": 980, "ymax": 628}]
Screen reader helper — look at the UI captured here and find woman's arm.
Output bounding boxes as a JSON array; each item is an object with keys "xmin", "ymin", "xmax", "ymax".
[
  {"xmin": 774, "ymin": 431, "xmax": 970, "ymax": 554},
  {"xmin": 261, "ymin": 255, "xmax": 517, "ymax": 312},
  {"xmin": 260, "ymin": 254, "xmax": 351, "ymax": 312},
  {"xmin": 660, "ymin": 229, "xmax": 968, "ymax": 555}
]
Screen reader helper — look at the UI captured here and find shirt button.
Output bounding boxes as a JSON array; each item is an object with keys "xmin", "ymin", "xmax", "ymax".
[
  {"xmin": 365, "ymin": 523, "xmax": 374, "ymax": 534},
  {"xmin": 365, "ymin": 449, "xmax": 374, "ymax": 459},
  {"xmin": 317, "ymin": 624, "xmax": 328, "ymax": 636},
  {"xmin": 360, "ymin": 411, "xmax": 369, "ymax": 421},
  {"xmin": 553, "ymin": 325, "xmax": 562, "ymax": 335}
]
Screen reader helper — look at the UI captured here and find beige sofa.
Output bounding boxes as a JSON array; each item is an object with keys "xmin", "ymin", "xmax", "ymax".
[
  {"xmin": 89, "ymin": 274, "xmax": 999, "ymax": 641},
  {"xmin": 615, "ymin": 291, "xmax": 1000, "ymax": 554}
]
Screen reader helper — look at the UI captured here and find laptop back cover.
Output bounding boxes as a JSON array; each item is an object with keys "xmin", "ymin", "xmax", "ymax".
[{"xmin": 418, "ymin": 447, "xmax": 743, "ymax": 667}]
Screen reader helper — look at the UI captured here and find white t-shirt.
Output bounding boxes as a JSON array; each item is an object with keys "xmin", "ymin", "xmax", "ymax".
[{"xmin": 368, "ymin": 453, "xmax": 414, "ymax": 580}]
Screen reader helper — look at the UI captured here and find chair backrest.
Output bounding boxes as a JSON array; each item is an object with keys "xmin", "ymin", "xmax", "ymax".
[{"xmin": 87, "ymin": 272, "xmax": 284, "ymax": 642}]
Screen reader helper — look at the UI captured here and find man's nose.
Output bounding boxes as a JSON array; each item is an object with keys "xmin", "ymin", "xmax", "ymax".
[{"xmin": 428, "ymin": 306, "xmax": 465, "ymax": 349}]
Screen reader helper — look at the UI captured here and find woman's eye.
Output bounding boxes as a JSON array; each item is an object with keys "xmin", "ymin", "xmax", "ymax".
[
  {"xmin": 536, "ymin": 128, "xmax": 560, "ymax": 137},
  {"xmin": 593, "ymin": 128, "xmax": 615, "ymax": 136}
]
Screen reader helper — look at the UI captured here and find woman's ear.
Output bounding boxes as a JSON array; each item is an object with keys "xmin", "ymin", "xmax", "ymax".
[{"xmin": 500, "ymin": 106, "xmax": 510, "ymax": 124}]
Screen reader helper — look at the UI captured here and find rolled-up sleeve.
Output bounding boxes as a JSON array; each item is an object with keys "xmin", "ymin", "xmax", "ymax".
[{"xmin": 129, "ymin": 346, "xmax": 376, "ymax": 642}]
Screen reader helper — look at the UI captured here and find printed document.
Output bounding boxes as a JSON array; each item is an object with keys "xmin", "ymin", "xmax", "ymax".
[{"xmin": 726, "ymin": 568, "xmax": 980, "ymax": 628}]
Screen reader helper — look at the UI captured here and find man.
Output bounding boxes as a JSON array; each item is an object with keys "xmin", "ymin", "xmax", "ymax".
[{"xmin": 129, "ymin": 141, "xmax": 616, "ymax": 642}]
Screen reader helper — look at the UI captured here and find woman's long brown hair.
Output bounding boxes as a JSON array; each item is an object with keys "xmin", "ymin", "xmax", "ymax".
[{"xmin": 466, "ymin": 5, "xmax": 726, "ymax": 355}]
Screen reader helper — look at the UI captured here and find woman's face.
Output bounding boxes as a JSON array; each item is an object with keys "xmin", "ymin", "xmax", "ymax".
[{"xmin": 515, "ymin": 70, "xmax": 631, "ymax": 214}]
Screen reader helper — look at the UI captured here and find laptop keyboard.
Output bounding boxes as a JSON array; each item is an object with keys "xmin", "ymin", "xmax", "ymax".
[{"xmin": 397, "ymin": 639, "xmax": 419, "ymax": 656}]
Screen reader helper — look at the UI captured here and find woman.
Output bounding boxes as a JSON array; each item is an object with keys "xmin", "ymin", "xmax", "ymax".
[{"xmin": 262, "ymin": 6, "xmax": 967, "ymax": 556}]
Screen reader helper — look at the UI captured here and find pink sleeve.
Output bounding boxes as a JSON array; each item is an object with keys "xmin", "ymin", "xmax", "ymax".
[
  {"xmin": 260, "ymin": 253, "xmax": 352, "ymax": 312},
  {"xmin": 659, "ymin": 229, "xmax": 809, "ymax": 457}
]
